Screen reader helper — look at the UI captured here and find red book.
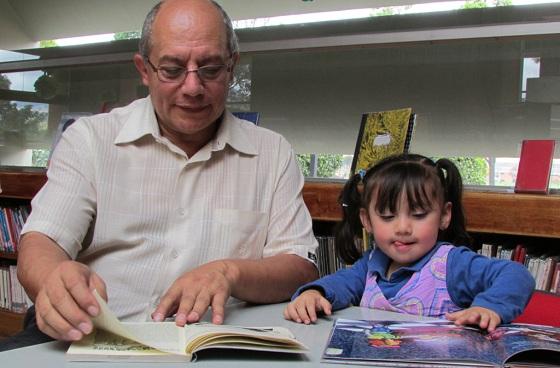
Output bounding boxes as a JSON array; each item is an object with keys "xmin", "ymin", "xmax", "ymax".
[
  {"xmin": 514, "ymin": 139, "xmax": 556, "ymax": 194},
  {"xmin": 513, "ymin": 244, "xmax": 522, "ymax": 262}
]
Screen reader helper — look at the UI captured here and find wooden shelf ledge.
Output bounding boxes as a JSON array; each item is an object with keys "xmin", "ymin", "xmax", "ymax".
[
  {"xmin": 0, "ymin": 169, "xmax": 47, "ymax": 199},
  {"xmin": 303, "ymin": 182, "xmax": 560, "ymax": 239},
  {"xmin": 1, "ymin": 171, "xmax": 559, "ymax": 238},
  {"xmin": 0, "ymin": 308, "xmax": 25, "ymax": 338}
]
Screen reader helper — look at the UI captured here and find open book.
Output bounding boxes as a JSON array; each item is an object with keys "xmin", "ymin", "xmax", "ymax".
[
  {"xmin": 322, "ymin": 318, "xmax": 560, "ymax": 367},
  {"xmin": 66, "ymin": 291, "xmax": 307, "ymax": 362}
]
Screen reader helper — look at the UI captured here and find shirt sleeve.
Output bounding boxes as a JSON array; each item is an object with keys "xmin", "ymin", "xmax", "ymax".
[
  {"xmin": 262, "ymin": 138, "xmax": 318, "ymax": 264},
  {"xmin": 292, "ymin": 251, "xmax": 371, "ymax": 310},
  {"xmin": 21, "ymin": 118, "xmax": 97, "ymax": 259},
  {"xmin": 447, "ymin": 246, "xmax": 536, "ymax": 323}
]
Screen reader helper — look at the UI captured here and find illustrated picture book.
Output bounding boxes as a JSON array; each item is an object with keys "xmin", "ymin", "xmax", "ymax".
[
  {"xmin": 514, "ymin": 139, "xmax": 556, "ymax": 194},
  {"xmin": 232, "ymin": 111, "xmax": 260, "ymax": 125},
  {"xmin": 322, "ymin": 318, "xmax": 560, "ymax": 367},
  {"xmin": 350, "ymin": 107, "xmax": 416, "ymax": 176},
  {"xmin": 66, "ymin": 291, "xmax": 307, "ymax": 362}
]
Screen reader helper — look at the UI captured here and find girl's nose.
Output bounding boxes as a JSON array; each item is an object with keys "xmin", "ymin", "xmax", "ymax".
[{"xmin": 394, "ymin": 216, "xmax": 412, "ymax": 235}]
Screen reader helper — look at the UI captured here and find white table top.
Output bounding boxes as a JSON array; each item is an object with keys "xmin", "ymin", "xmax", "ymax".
[{"xmin": 0, "ymin": 302, "xmax": 432, "ymax": 367}]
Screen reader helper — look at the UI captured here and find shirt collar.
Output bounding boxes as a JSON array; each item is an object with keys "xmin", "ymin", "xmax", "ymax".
[
  {"xmin": 114, "ymin": 96, "xmax": 159, "ymax": 144},
  {"xmin": 211, "ymin": 111, "xmax": 258, "ymax": 156},
  {"xmin": 369, "ymin": 241, "xmax": 446, "ymax": 280},
  {"xmin": 114, "ymin": 97, "xmax": 258, "ymax": 157}
]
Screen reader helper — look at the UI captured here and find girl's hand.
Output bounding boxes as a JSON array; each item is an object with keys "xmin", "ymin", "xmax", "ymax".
[
  {"xmin": 283, "ymin": 289, "xmax": 332, "ymax": 324},
  {"xmin": 446, "ymin": 306, "xmax": 502, "ymax": 332}
]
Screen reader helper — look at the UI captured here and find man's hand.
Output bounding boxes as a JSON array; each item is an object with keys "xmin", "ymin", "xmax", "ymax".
[
  {"xmin": 152, "ymin": 260, "xmax": 236, "ymax": 326},
  {"xmin": 446, "ymin": 306, "xmax": 501, "ymax": 332},
  {"xmin": 34, "ymin": 260, "xmax": 107, "ymax": 341},
  {"xmin": 283, "ymin": 289, "xmax": 332, "ymax": 324}
]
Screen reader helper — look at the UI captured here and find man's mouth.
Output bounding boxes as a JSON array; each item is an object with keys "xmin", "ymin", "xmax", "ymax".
[{"xmin": 176, "ymin": 104, "xmax": 207, "ymax": 113}]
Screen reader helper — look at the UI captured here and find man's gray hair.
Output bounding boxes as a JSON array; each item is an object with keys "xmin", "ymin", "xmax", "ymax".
[{"xmin": 139, "ymin": 0, "xmax": 239, "ymax": 58}]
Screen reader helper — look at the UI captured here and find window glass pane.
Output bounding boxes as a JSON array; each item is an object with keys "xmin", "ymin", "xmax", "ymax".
[
  {"xmin": 249, "ymin": 37, "xmax": 559, "ymax": 186},
  {"xmin": 0, "ymin": 61, "xmax": 142, "ymax": 167}
]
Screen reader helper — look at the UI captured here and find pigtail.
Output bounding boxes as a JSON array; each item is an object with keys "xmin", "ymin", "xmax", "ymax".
[
  {"xmin": 435, "ymin": 158, "xmax": 472, "ymax": 247},
  {"xmin": 334, "ymin": 173, "xmax": 364, "ymax": 264}
]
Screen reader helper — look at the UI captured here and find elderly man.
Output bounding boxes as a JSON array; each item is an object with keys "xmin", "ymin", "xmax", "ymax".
[{"xmin": 5, "ymin": 0, "xmax": 317, "ymax": 349}]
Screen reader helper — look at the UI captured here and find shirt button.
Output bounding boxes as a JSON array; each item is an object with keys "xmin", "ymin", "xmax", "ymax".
[
  {"xmin": 178, "ymin": 208, "xmax": 185, "ymax": 216},
  {"xmin": 171, "ymin": 250, "xmax": 179, "ymax": 259}
]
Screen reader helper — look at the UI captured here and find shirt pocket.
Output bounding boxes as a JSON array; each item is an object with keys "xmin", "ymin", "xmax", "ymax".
[{"xmin": 208, "ymin": 208, "xmax": 267, "ymax": 259}]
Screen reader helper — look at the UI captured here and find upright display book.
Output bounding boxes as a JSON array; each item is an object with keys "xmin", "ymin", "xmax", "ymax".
[
  {"xmin": 350, "ymin": 108, "xmax": 416, "ymax": 176},
  {"xmin": 322, "ymin": 318, "xmax": 560, "ymax": 367},
  {"xmin": 232, "ymin": 111, "xmax": 260, "ymax": 125},
  {"xmin": 514, "ymin": 139, "xmax": 556, "ymax": 194},
  {"xmin": 66, "ymin": 291, "xmax": 307, "ymax": 362}
]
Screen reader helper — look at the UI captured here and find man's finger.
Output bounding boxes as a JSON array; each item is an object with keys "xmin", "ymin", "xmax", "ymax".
[
  {"xmin": 36, "ymin": 292, "xmax": 84, "ymax": 341},
  {"xmin": 210, "ymin": 292, "xmax": 228, "ymax": 324},
  {"xmin": 152, "ymin": 288, "xmax": 181, "ymax": 322},
  {"xmin": 186, "ymin": 291, "xmax": 212, "ymax": 324}
]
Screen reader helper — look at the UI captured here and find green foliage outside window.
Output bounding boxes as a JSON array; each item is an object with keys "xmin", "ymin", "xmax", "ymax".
[
  {"xmin": 39, "ymin": 40, "xmax": 57, "ymax": 48},
  {"xmin": 434, "ymin": 156, "xmax": 489, "ymax": 185},
  {"xmin": 32, "ymin": 149, "xmax": 49, "ymax": 167},
  {"xmin": 297, "ymin": 154, "xmax": 344, "ymax": 178},
  {"xmin": 113, "ymin": 31, "xmax": 141, "ymax": 40},
  {"xmin": 462, "ymin": 0, "xmax": 512, "ymax": 9},
  {"xmin": 0, "ymin": 75, "xmax": 48, "ymax": 141}
]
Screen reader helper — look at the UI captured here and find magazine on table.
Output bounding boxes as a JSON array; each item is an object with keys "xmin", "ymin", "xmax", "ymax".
[{"xmin": 322, "ymin": 318, "xmax": 560, "ymax": 367}]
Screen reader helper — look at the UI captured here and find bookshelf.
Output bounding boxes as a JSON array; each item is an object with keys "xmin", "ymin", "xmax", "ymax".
[
  {"xmin": 0, "ymin": 169, "xmax": 46, "ymax": 339},
  {"xmin": 1, "ymin": 172, "xmax": 559, "ymax": 338}
]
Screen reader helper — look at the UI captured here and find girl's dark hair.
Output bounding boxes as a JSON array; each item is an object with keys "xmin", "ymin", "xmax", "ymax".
[{"xmin": 335, "ymin": 153, "xmax": 471, "ymax": 264}]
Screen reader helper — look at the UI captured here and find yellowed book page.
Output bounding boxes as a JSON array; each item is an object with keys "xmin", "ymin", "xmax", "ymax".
[
  {"xmin": 91, "ymin": 290, "xmax": 186, "ymax": 356},
  {"xmin": 183, "ymin": 324, "xmax": 307, "ymax": 354}
]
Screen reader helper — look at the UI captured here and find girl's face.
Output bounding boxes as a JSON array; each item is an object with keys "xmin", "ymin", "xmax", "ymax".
[{"xmin": 360, "ymin": 191, "xmax": 452, "ymax": 274}]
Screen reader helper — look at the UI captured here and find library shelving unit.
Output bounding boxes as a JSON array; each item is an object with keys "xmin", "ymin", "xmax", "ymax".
[
  {"xmin": 0, "ymin": 168, "xmax": 47, "ymax": 339},
  {"xmin": 1, "ymin": 172, "xmax": 560, "ymax": 336}
]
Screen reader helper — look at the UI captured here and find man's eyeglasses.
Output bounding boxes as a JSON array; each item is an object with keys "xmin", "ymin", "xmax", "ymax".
[{"xmin": 144, "ymin": 58, "xmax": 232, "ymax": 83}]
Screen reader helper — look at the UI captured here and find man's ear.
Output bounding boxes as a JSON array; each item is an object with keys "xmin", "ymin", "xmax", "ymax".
[
  {"xmin": 440, "ymin": 202, "xmax": 452, "ymax": 230},
  {"xmin": 228, "ymin": 52, "xmax": 240, "ymax": 84},
  {"xmin": 359, "ymin": 208, "xmax": 373, "ymax": 234},
  {"xmin": 133, "ymin": 53, "xmax": 150, "ymax": 87}
]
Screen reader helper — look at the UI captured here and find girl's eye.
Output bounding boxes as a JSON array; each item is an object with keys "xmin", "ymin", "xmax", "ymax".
[
  {"xmin": 412, "ymin": 212, "xmax": 427, "ymax": 219},
  {"xmin": 379, "ymin": 214, "xmax": 395, "ymax": 221}
]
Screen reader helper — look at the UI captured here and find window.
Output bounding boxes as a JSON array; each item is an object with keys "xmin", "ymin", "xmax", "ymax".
[{"xmin": 521, "ymin": 56, "xmax": 541, "ymax": 102}]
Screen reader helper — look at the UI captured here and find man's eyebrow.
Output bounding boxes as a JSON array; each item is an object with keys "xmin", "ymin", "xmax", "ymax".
[
  {"xmin": 157, "ymin": 54, "xmax": 228, "ymax": 66},
  {"xmin": 157, "ymin": 55, "xmax": 185, "ymax": 65}
]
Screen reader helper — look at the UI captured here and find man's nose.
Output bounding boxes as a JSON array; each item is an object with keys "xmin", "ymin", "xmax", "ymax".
[{"xmin": 179, "ymin": 70, "xmax": 204, "ymax": 96}]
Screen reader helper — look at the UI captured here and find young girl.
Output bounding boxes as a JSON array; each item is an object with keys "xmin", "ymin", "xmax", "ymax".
[{"xmin": 285, "ymin": 154, "xmax": 535, "ymax": 331}]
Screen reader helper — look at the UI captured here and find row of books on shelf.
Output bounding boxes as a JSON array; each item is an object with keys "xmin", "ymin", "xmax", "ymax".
[
  {"xmin": 315, "ymin": 236, "xmax": 345, "ymax": 277},
  {"xmin": 0, "ymin": 205, "xmax": 30, "ymax": 253},
  {"xmin": 0, "ymin": 263, "xmax": 31, "ymax": 313},
  {"xmin": 478, "ymin": 243, "xmax": 560, "ymax": 294}
]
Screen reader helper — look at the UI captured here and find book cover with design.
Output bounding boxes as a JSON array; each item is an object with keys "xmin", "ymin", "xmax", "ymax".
[
  {"xmin": 322, "ymin": 318, "xmax": 560, "ymax": 367},
  {"xmin": 350, "ymin": 108, "xmax": 415, "ymax": 176}
]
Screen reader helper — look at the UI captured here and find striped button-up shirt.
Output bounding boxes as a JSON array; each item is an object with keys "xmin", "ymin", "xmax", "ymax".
[{"xmin": 22, "ymin": 97, "xmax": 318, "ymax": 321}]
